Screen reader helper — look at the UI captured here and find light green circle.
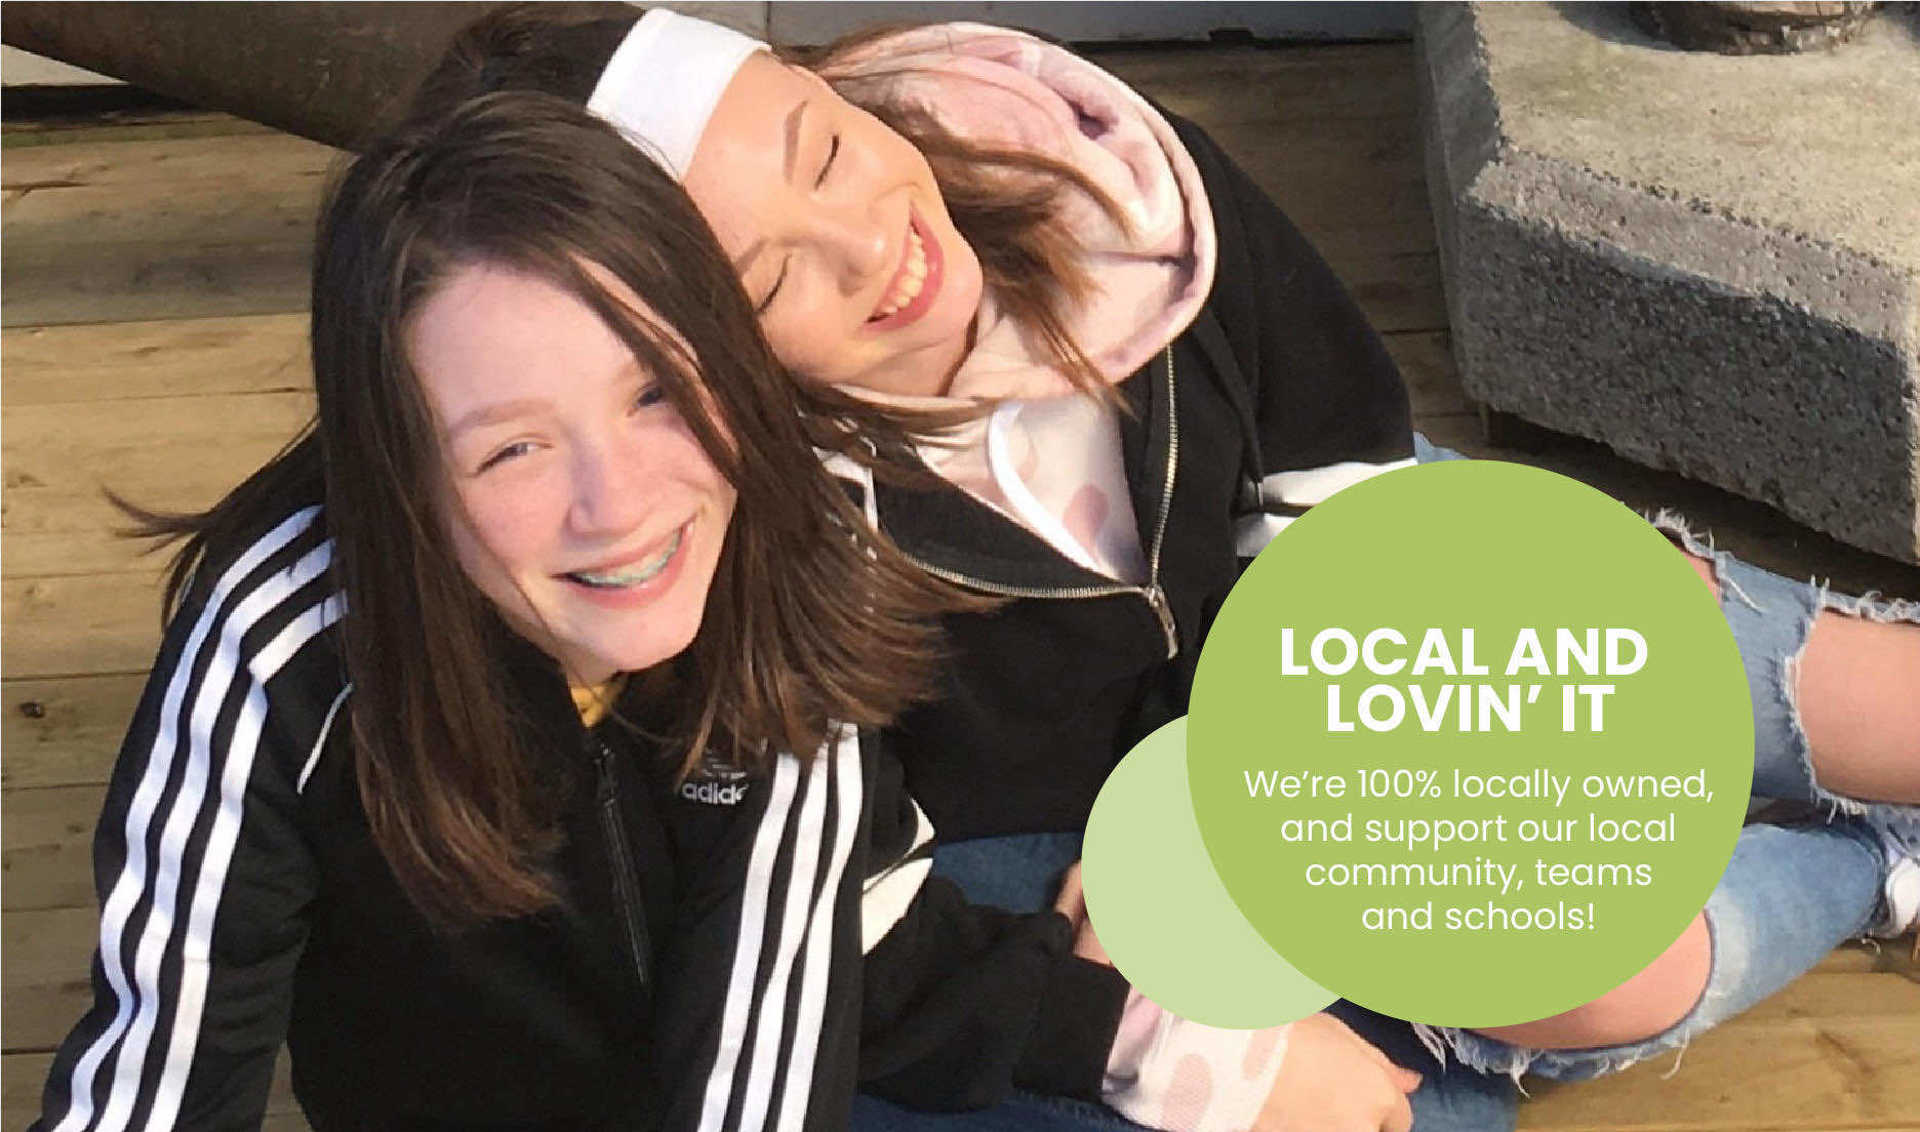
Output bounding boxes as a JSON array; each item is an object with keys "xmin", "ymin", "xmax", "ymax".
[
  {"xmin": 1082, "ymin": 717, "xmax": 1336, "ymax": 1029},
  {"xmin": 1188, "ymin": 461, "xmax": 1750, "ymax": 1028}
]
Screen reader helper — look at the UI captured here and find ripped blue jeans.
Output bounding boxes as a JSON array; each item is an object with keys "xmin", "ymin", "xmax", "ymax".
[{"xmin": 1413, "ymin": 433, "xmax": 1919, "ymax": 1083}]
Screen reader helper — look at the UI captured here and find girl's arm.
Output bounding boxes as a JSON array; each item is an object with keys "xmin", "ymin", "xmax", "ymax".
[
  {"xmin": 652, "ymin": 725, "xmax": 1129, "ymax": 1130},
  {"xmin": 33, "ymin": 507, "xmax": 336, "ymax": 1132},
  {"xmin": 857, "ymin": 748, "xmax": 1130, "ymax": 1109}
]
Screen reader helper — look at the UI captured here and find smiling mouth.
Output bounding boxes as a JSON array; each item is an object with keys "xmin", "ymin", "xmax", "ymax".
[
  {"xmin": 867, "ymin": 209, "xmax": 943, "ymax": 329},
  {"xmin": 566, "ymin": 526, "xmax": 683, "ymax": 589}
]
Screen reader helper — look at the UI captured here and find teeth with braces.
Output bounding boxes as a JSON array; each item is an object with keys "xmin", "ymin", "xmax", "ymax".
[
  {"xmin": 569, "ymin": 528, "xmax": 681, "ymax": 589},
  {"xmin": 873, "ymin": 225, "xmax": 928, "ymax": 320}
]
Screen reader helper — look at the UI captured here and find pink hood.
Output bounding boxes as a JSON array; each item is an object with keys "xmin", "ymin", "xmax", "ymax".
[{"xmin": 825, "ymin": 23, "xmax": 1218, "ymax": 402}]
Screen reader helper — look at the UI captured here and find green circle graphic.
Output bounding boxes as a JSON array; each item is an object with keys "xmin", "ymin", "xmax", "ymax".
[
  {"xmin": 1188, "ymin": 461, "xmax": 1750, "ymax": 1028},
  {"xmin": 1083, "ymin": 717, "xmax": 1337, "ymax": 1028}
]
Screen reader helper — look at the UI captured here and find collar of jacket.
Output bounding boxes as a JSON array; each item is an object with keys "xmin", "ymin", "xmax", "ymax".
[{"xmin": 493, "ymin": 619, "xmax": 667, "ymax": 763}]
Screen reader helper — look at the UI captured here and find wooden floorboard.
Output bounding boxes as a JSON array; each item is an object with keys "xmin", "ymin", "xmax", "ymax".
[
  {"xmin": 6, "ymin": 905, "xmax": 111, "ymax": 1053},
  {"xmin": 1, "ymin": 130, "xmax": 337, "ymax": 192},
  {"xmin": 3, "ymin": 389, "xmax": 314, "ymax": 580},
  {"xmin": 5, "ymin": 783, "xmax": 111, "ymax": 912},
  {"xmin": 1, "ymin": 106, "xmax": 278, "ymax": 148},
  {"xmin": 2, "ymin": 674, "xmax": 149, "ymax": 792},
  {"xmin": 1, "ymin": 572, "xmax": 169, "ymax": 679},
  {"xmin": 1518, "ymin": 959, "xmax": 1920, "ymax": 1130},
  {"xmin": 0, "ymin": 133, "xmax": 334, "ymax": 328},
  {"xmin": 3, "ymin": 37, "xmax": 1914, "ymax": 1132},
  {"xmin": 4, "ymin": 908, "xmax": 308, "ymax": 1132},
  {"xmin": 1099, "ymin": 42, "xmax": 1450, "ymax": 337},
  {"xmin": 1, "ymin": 314, "xmax": 312, "ymax": 406}
]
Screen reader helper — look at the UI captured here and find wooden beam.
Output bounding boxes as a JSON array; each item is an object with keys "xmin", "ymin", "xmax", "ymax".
[{"xmin": 1, "ymin": 2, "xmax": 627, "ymax": 153}]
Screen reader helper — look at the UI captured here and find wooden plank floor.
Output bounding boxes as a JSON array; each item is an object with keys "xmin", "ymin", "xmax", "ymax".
[{"xmin": 4, "ymin": 40, "xmax": 1915, "ymax": 1131}]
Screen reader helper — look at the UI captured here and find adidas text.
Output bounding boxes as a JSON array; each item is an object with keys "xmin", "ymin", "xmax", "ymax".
[{"xmin": 680, "ymin": 779, "xmax": 750, "ymax": 806}]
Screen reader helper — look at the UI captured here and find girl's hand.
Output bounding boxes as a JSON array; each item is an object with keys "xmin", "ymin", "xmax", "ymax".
[
  {"xmin": 1255, "ymin": 1013, "xmax": 1420, "ymax": 1132},
  {"xmin": 1052, "ymin": 862, "xmax": 1112, "ymax": 964},
  {"xmin": 1058, "ymin": 863, "xmax": 1416, "ymax": 1130}
]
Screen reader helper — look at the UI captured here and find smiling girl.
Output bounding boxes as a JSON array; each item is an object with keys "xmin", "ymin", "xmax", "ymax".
[
  {"xmin": 419, "ymin": 258, "xmax": 735, "ymax": 685},
  {"xmin": 27, "ymin": 89, "xmax": 1152, "ymax": 1132},
  {"xmin": 681, "ymin": 50, "xmax": 987, "ymax": 398}
]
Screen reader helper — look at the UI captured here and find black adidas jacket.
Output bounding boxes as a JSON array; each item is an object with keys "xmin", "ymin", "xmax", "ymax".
[{"xmin": 32, "ymin": 503, "xmax": 1127, "ymax": 1132}]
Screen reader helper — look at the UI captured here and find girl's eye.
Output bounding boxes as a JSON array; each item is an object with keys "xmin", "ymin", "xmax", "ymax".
[
  {"xmin": 756, "ymin": 257, "xmax": 790, "ymax": 314},
  {"xmin": 476, "ymin": 440, "xmax": 535, "ymax": 474},
  {"xmin": 814, "ymin": 133, "xmax": 840, "ymax": 190},
  {"xmin": 634, "ymin": 383, "xmax": 668, "ymax": 410}
]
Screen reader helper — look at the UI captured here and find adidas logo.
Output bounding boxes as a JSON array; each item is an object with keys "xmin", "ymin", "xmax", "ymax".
[{"xmin": 679, "ymin": 778, "xmax": 751, "ymax": 806}]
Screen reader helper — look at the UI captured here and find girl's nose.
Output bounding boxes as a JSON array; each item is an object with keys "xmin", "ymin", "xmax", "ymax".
[
  {"xmin": 811, "ymin": 203, "xmax": 891, "ymax": 292},
  {"xmin": 568, "ymin": 439, "xmax": 651, "ymax": 537}
]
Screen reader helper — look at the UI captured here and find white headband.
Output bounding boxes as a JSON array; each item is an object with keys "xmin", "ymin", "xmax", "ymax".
[{"xmin": 586, "ymin": 9, "xmax": 768, "ymax": 181}]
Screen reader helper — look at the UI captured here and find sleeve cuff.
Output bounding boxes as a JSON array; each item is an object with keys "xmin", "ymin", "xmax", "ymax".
[{"xmin": 1013, "ymin": 946, "xmax": 1133, "ymax": 1101}]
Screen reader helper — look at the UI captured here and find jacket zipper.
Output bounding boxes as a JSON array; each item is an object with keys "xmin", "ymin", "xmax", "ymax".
[
  {"xmin": 591, "ymin": 739, "xmax": 652, "ymax": 995},
  {"xmin": 904, "ymin": 346, "xmax": 1181, "ymax": 660}
]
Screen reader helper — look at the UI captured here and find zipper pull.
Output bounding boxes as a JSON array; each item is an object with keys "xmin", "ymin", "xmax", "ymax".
[
  {"xmin": 591, "ymin": 740, "xmax": 617, "ymax": 804},
  {"xmin": 1145, "ymin": 585, "xmax": 1178, "ymax": 660},
  {"xmin": 590, "ymin": 737, "xmax": 654, "ymax": 996}
]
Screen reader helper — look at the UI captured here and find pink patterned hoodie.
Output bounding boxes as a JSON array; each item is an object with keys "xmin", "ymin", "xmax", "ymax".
[{"xmin": 823, "ymin": 24, "xmax": 1217, "ymax": 585}]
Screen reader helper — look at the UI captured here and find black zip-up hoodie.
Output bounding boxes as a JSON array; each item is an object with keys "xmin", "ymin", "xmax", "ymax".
[{"xmin": 868, "ymin": 110, "xmax": 1415, "ymax": 844}]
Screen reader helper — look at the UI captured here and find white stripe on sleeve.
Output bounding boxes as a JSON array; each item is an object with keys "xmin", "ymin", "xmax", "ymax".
[
  {"xmin": 52, "ymin": 507, "xmax": 324, "ymax": 1132},
  {"xmin": 1233, "ymin": 513, "xmax": 1295, "ymax": 558},
  {"xmin": 297, "ymin": 682, "xmax": 353, "ymax": 795},
  {"xmin": 775, "ymin": 723, "xmax": 863, "ymax": 1131},
  {"xmin": 1237, "ymin": 458, "xmax": 1414, "ymax": 558},
  {"xmin": 149, "ymin": 586, "xmax": 342, "ymax": 1129},
  {"xmin": 859, "ymin": 796, "xmax": 934, "ymax": 954},
  {"xmin": 734, "ymin": 746, "xmax": 833, "ymax": 1132},
  {"xmin": 695, "ymin": 724, "xmax": 865, "ymax": 1132},
  {"xmin": 1257, "ymin": 458, "xmax": 1413, "ymax": 508},
  {"xmin": 697, "ymin": 758, "xmax": 800, "ymax": 1132}
]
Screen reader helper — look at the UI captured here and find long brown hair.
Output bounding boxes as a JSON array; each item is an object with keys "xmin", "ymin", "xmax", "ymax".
[
  {"xmin": 429, "ymin": 6, "xmax": 1128, "ymax": 401},
  {"xmin": 130, "ymin": 91, "xmax": 962, "ymax": 926}
]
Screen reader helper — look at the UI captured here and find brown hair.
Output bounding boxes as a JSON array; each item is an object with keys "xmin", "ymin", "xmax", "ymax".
[
  {"xmin": 427, "ymin": 6, "xmax": 1128, "ymax": 402},
  {"xmin": 129, "ymin": 90, "xmax": 962, "ymax": 926}
]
